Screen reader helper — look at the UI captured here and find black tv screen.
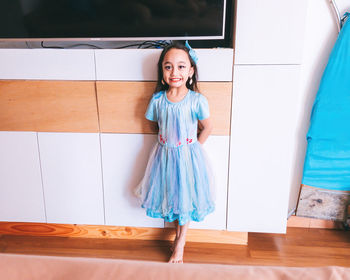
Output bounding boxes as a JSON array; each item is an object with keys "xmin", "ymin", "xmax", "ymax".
[{"xmin": 0, "ymin": 0, "xmax": 230, "ymax": 41}]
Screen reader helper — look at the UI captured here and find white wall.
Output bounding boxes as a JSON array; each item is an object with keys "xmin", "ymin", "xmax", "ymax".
[{"xmin": 287, "ymin": 0, "xmax": 350, "ymax": 215}]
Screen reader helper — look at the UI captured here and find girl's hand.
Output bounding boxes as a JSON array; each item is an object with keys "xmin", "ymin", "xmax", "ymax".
[{"xmin": 198, "ymin": 117, "xmax": 213, "ymax": 145}]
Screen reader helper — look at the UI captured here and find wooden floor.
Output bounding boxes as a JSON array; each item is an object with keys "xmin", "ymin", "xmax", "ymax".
[{"xmin": 1, "ymin": 227, "xmax": 349, "ymax": 267}]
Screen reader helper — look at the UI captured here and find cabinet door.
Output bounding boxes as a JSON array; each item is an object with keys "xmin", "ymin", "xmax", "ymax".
[
  {"xmin": 0, "ymin": 49, "xmax": 95, "ymax": 80},
  {"xmin": 234, "ymin": 0, "xmax": 307, "ymax": 64},
  {"xmin": 95, "ymin": 49, "xmax": 234, "ymax": 81},
  {"xmin": 101, "ymin": 133, "xmax": 164, "ymax": 228},
  {"xmin": 228, "ymin": 65, "xmax": 301, "ymax": 233},
  {"xmin": 163, "ymin": 136, "xmax": 229, "ymax": 230},
  {"xmin": 0, "ymin": 131, "xmax": 45, "ymax": 222},
  {"xmin": 187, "ymin": 136, "xmax": 229, "ymax": 230},
  {"xmin": 38, "ymin": 132, "xmax": 104, "ymax": 225}
]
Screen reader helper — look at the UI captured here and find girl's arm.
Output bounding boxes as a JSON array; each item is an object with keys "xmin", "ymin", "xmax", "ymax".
[
  {"xmin": 147, "ymin": 120, "xmax": 159, "ymax": 133},
  {"xmin": 198, "ymin": 117, "xmax": 213, "ymax": 144}
]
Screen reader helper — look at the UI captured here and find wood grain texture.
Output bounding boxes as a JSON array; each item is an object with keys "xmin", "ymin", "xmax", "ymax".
[
  {"xmin": 0, "ymin": 228, "xmax": 349, "ymax": 266},
  {"xmin": 296, "ymin": 185, "xmax": 350, "ymax": 222},
  {"xmin": 0, "ymin": 222, "xmax": 247, "ymax": 245},
  {"xmin": 0, "ymin": 80, "xmax": 232, "ymax": 134},
  {"xmin": 287, "ymin": 216, "xmax": 343, "ymax": 229},
  {"xmin": 0, "ymin": 80, "xmax": 99, "ymax": 132},
  {"xmin": 97, "ymin": 81, "xmax": 232, "ymax": 135}
]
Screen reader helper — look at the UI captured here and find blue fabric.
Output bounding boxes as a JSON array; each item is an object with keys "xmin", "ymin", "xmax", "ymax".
[
  {"xmin": 139, "ymin": 90, "xmax": 215, "ymax": 225},
  {"xmin": 196, "ymin": 94, "xmax": 210, "ymax": 120},
  {"xmin": 145, "ymin": 90, "xmax": 210, "ymax": 147},
  {"xmin": 302, "ymin": 15, "xmax": 350, "ymax": 191}
]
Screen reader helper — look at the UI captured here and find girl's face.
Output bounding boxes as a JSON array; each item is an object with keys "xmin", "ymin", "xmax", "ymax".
[{"xmin": 162, "ymin": 48, "xmax": 194, "ymax": 91}]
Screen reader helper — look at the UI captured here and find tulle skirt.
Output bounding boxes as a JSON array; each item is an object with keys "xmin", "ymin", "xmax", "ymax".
[{"xmin": 135, "ymin": 141, "xmax": 215, "ymax": 226}]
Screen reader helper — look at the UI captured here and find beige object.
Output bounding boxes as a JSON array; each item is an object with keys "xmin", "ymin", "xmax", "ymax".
[{"xmin": 1, "ymin": 253, "xmax": 349, "ymax": 280}]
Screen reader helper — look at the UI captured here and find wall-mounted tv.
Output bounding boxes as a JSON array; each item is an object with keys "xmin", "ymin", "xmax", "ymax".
[{"xmin": 0, "ymin": 0, "xmax": 233, "ymax": 47}]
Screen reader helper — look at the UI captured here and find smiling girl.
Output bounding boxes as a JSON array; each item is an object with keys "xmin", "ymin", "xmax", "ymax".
[{"xmin": 136, "ymin": 41, "xmax": 215, "ymax": 263}]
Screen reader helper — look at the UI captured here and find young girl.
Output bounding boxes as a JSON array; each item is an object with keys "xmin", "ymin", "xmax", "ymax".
[{"xmin": 136, "ymin": 41, "xmax": 215, "ymax": 263}]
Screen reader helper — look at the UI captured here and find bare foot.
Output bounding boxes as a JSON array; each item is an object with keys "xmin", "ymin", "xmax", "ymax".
[{"xmin": 168, "ymin": 239, "xmax": 185, "ymax": 263}]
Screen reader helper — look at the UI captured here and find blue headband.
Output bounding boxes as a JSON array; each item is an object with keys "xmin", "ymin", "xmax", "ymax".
[{"xmin": 185, "ymin": 40, "xmax": 198, "ymax": 64}]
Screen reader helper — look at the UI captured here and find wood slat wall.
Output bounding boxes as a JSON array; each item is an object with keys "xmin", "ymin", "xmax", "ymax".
[{"xmin": 0, "ymin": 80, "xmax": 232, "ymax": 135}]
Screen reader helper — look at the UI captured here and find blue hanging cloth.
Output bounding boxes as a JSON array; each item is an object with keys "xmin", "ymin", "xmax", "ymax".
[{"xmin": 302, "ymin": 13, "xmax": 350, "ymax": 191}]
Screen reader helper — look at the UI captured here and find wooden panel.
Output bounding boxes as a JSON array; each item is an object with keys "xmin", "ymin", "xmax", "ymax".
[
  {"xmin": 287, "ymin": 216, "xmax": 344, "ymax": 229},
  {"xmin": 0, "ymin": 80, "xmax": 99, "ymax": 132},
  {"xmin": 199, "ymin": 82, "xmax": 232, "ymax": 135},
  {"xmin": 2, "ymin": 227, "xmax": 350, "ymax": 267},
  {"xmin": 0, "ymin": 132, "xmax": 45, "ymax": 223},
  {"xmin": 97, "ymin": 81, "xmax": 232, "ymax": 135},
  {"xmin": 0, "ymin": 222, "xmax": 248, "ymax": 245}
]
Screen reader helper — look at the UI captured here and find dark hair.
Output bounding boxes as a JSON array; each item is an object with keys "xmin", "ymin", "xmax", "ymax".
[{"xmin": 155, "ymin": 41, "xmax": 199, "ymax": 93}]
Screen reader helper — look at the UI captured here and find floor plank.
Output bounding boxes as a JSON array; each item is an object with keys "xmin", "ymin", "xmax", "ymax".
[{"xmin": 1, "ymin": 228, "xmax": 350, "ymax": 267}]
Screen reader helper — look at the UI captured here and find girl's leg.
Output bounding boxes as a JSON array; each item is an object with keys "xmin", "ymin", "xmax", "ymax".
[
  {"xmin": 168, "ymin": 221, "xmax": 190, "ymax": 263},
  {"xmin": 175, "ymin": 220, "xmax": 181, "ymax": 238},
  {"xmin": 171, "ymin": 220, "xmax": 181, "ymax": 252}
]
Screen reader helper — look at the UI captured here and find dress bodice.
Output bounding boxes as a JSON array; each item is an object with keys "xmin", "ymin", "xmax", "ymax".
[{"xmin": 145, "ymin": 90, "xmax": 210, "ymax": 148}]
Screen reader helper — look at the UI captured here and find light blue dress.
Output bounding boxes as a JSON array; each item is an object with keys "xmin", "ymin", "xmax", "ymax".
[
  {"xmin": 302, "ymin": 13, "xmax": 350, "ymax": 191},
  {"xmin": 137, "ymin": 90, "xmax": 215, "ymax": 225}
]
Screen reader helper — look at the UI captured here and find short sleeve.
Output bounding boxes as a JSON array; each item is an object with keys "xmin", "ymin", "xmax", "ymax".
[
  {"xmin": 196, "ymin": 94, "xmax": 210, "ymax": 120},
  {"xmin": 145, "ymin": 95, "xmax": 158, "ymax": 122}
]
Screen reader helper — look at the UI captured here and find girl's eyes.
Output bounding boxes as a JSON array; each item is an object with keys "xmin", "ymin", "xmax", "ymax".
[{"xmin": 164, "ymin": 65, "xmax": 186, "ymax": 70}]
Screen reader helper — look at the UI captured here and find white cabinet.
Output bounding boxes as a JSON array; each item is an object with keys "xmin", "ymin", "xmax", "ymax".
[
  {"xmin": 163, "ymin": 136, "xmax": 229, "ymax": 230},
  {"xmin": 95, "ymin": 49, "xmax": 160, "ymax": 81},
  {"xmin": 94, "ymin": 49, "xmax": 234, "ymax": 82},
  {"xmin": 228, "ymin": 65, "xmax": 302, "ymax": 233},
  {"xmin": 38, "ymin": 132, "xmax": 104, "ymax": 224},
  {"xmin": 188, "ymin": 136, "xmax": 229, "ymax": 230},
  {"xmin": 102, "ymin": 133, "xmax": 229, "ymax": 230},
  {"xmin": 101, "ymin": 133, "xmax": 164, "ymax": 228},
  {"xmin": 0, "ymin": 131, "xmax": 45, "ymax": 222},
  {"xmin": 0, "ymin": 49, "xmax": 95, "ymax": 80},
  {"xmin": 234, "ymin": 0, "xmax": 308, "ymax": 64}
]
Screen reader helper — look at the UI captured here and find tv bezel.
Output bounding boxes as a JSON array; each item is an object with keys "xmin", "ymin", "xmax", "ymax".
[{"xmin": 0, "ymin": 0, "xmax": 228, "ymax": 42}]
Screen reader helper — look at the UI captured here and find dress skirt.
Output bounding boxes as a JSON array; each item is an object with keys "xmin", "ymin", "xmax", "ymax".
[{"xmin": 136, "ymin": 140, "xmax": 215, "ymax": 226}]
